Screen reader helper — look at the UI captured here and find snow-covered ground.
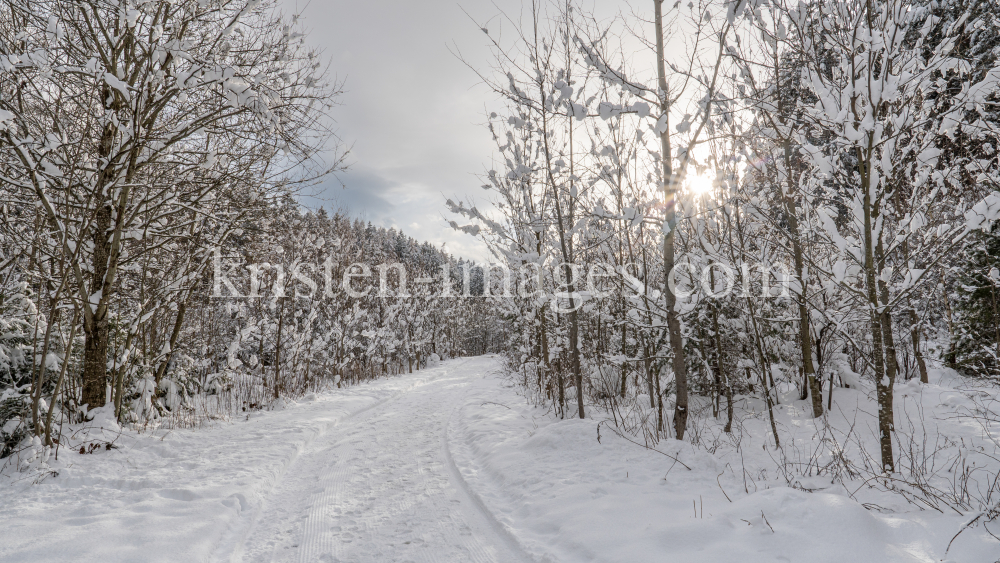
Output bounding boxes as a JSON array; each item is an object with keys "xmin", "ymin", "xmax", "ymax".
[{"xmin": 2, "ymin": 356, "xmax": 998, "ymax": 562}]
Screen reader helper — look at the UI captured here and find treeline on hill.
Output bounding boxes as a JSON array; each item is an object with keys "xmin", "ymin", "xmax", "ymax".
[
  {"xmin": 195, "ymin": 205, "xmax": 506, "ymax": 414},
  {"xmin": 0, "ymin": 0, "xmax": 503, "ymax": 461},
  {"xmin": 449, "ymin": 0, "xmax": 1000, "ymax": 483}
]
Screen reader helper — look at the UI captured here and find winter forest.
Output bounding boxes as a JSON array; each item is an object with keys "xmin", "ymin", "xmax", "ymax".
[{"xmin": 3, "ymin": 0, "xmax": 1000, "ymax": 561}]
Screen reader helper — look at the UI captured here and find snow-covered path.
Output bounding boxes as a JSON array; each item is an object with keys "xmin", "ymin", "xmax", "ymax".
[
  {"xmin": 230, "ymin": 355, "xmax": 527, "ymax": 563},
  {"xmin": 0, "ymin": 356, "xmax": 530, "ymax": 563},
  {"xmin": 4, "ymin": 356, "xmax": 998, "ymax": 563}
]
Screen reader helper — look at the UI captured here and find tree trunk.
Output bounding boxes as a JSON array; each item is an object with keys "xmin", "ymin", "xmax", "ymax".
[
  {"xmin": 644, "ymin": 343, "xmax": 656, "ymax": 408},
  {"xmin": 557, "ymin": 357, "xmax": 565, "ymax": 419},
  {"xmin": 799, "ymin": 366, "xmax": 808, "ymax": 401},
  {"xmin": 941, "ymin": 270, "xmax": 957, "ymax": 367},
  {"xmin": 45, "ymin": 309, "xmax": 78, "ymax": 446},
  {"xmin": 762, "ymin": 370, "xmax": 780, "ymax": 449},
  {"xmin": 860, "ymin": 141, "xmax": 894, "ymax": 473},
  {"xmin": 571, "ymin": 308, "xmax": 584, "ymax": 418},
  {"xmin": 754, "ymin": 328, "xmax": 779, "ymax": 449},
  {"xmin": 908, "ymin": 307, "xmax": 928, "ymax": 384},
  {"xmin": 81, "ymin": 84, "xmax": 128, "ymax": 411},
  {"xmin": 154, "ymin": 302, "xmax": 187, "ymax": 387},
  {"xmin": 874, "ymin": 306, "xmax": 896, "ymax": 473},
  {"xmin": 783, "ymin": 179, "xmax": 821, "ymax": 415},
  {"xmin": 274, "ymin": 299, "xmax": 285, "ymax": 400},
  {"xmin": 654, "ymin": 359, "xmax": 665, "ymax": 435},
  {"xmin": 697, "ymin": 323, "xmax": 718, "ymax": 417},
  {"xmin": 654, "ymin": 0, "xmax": 688, "ymax": 440},
  {"xmin": 816, "ymin": 324, "xmax": 835, "ymax": 411},
  {"xmin": 81, "ymin": 200, "xmax": 113, "ymax": 410},
  {"xmin": 31, "ymin": 304, "xmax": 59, "ymax": 434},
  {"xmin": 713, "ymin": 307, "xmax": 732, "ymax": 432},
  {"xmin": 619, "ymin": 322, "xmax": 628, "ymax": 398},
  {"xmin": 82, "ymin": 310, "xmax": 109, "ymax": 409}
]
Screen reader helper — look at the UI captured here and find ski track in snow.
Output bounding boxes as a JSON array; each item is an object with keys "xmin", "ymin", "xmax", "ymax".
[{"xmin": 224, "ymin": 356, "xmax": 530, "ymax": 563}]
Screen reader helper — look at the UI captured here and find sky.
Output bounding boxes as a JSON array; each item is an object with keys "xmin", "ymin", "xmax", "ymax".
[
  {"xmin": 279, "ymin": 0, "xmax": 532, "ymax": 262},
  {"xmin": 277, "ymin": 0, "xmax": 675, "ymax": 263}
]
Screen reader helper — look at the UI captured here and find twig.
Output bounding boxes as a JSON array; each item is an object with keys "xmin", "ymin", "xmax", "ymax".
[
  {"xmin": 597, "ymin": 420, "xmax": 692, "ymax": 470},
  {"xmin": 944, "ymin": 499, "xmax": 1000, "ymax": 558},
  {"xmin": 717, "ymin": 470, "xmax": 732, "ymax": 502},
  {"xmin": 760, "ymin": 511, "xmax": 775, "ymax": 533}
]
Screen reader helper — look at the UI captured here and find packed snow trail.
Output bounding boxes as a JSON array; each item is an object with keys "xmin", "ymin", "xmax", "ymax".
[
  {"xmin": 0, "ymin": 356, "xmax": 529, "ymax": 563},
  {"xmin": 3, "ymin": 356, "xmax": 998, "ymax": 562},
  {"xmin": 226, "ymin": 356, "xmax": 529, "ymax": 563}
]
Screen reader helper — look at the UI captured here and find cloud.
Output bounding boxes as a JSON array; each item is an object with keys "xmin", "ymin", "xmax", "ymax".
[
  {"xmin": 298, "ymin": 163, "xmax": 493, "ymax": 262},
  {"xmin": 298, "ymin": 165, "xmax": 397, "ymax": 219},
  {"xmin": 281, "ymin": 0, "xmax": 527, "ymax": 262}
]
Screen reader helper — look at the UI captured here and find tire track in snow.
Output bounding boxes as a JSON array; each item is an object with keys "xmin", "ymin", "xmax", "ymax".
[
  {"xmin": 210, "ymin": 360, "xmax": 470, "ymax": 563},
  {"xmin": 216, "ymin": 357, "xmax": 533, "ymax": 563},
  {"xmin": 295, "ymin": 445, "xmax": 352, "ymax": 562},
  {"xmin": 442, "ymin": 406, "xmax": 536, "ymax": 563},
  {"xmin": 291, "ymin": 366, "xmax": 498, "ymax": 563}
]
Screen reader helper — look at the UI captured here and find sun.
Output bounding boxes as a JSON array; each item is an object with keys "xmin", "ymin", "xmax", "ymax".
[{"xmin": 685, "ymin": 172, "xmax": 715, "ymax": 196}]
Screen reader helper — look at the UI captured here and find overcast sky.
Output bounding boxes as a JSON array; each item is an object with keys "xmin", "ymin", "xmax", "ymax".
[
  {"xmin": 277, "ymin": 0, "xmax": 534, "ymax": 262},
  {"xmin": 279, "ymin": 1, "xmax": 660, "ymax": 263}
]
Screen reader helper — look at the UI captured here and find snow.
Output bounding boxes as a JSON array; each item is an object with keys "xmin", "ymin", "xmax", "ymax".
[
  {"xmin": 2, "ymin": 357, "xmax": 999, "ymax": 562},
  {"xmin": 103, "ymin": 73, "xmax": 131, "ymax": 100}
]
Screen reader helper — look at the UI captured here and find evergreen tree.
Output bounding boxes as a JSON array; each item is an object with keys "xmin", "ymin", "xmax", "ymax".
[{"xmin": 953, "ymin": 223, "xmax": 1000, "ymax": 379}]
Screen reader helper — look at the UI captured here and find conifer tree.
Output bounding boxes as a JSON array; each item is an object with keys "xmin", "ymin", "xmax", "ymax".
[{"xmin": 953, "ymin": 224, "xmax": 1000, "ymax": 379}]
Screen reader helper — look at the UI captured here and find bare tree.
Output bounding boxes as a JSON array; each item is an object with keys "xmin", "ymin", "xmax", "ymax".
[{"xmin": 0, "ymin": 0, "xmax": 342, "ymax": 413}]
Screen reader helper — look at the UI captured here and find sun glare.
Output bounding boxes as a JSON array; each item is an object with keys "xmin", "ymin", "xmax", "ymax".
[{"xmin": 685, "ymin": 172, "xmax": 715, "ymax": 196}]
